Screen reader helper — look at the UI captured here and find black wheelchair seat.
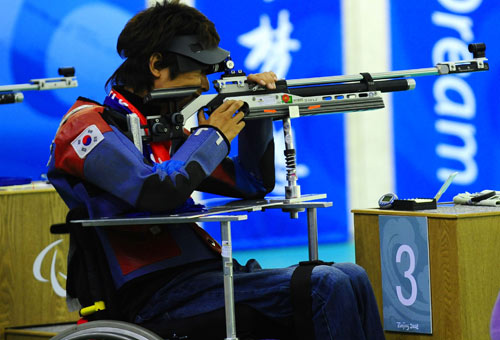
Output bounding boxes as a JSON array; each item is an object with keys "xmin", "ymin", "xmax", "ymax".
[{"xmin": 139, "ymin": 303, "xmax": 294, "ymax": 340}]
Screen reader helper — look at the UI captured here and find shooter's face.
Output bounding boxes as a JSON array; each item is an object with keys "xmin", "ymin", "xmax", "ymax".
[
  {"xmin": 154, "ymin": 68, "xmax": 209, "ymax": 91},
  {"xmin": 153, "ymin": 68, "xmax": 210, "ymax": 109}
]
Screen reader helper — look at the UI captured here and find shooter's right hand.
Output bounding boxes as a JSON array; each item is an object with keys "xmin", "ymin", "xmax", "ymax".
[{"xmin": 197, "ymin": 100, "xmax": 246, "ymax": 143}]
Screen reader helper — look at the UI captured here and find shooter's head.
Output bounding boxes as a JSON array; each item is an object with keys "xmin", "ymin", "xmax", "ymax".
[{"xmin": 106, "ymin": 0, "xmax": 229, "ymax": 95}]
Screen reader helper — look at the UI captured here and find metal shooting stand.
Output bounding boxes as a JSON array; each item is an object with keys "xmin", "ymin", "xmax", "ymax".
[{"xmin": 73, "ymin": 194, "xmax": 332, "ymax": 340}]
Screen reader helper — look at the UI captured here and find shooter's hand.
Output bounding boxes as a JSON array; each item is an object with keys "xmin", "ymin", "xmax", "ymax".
[
  {"xmin": 247, "ymin": 71, "xmax": 278, "ymax": 89},
  {"xmin": 198, "ymin": 100, "xmax": 246, "ymax": 143}
]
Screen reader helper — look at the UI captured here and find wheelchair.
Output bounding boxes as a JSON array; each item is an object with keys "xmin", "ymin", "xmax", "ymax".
[
  {"xmin": 51, "ymin": 320, "xmax": 164, "ymax": 340},
  {"xmin": 50, "ymin": 305, "xmax": 294, "ymax": 340},
  {"xmin": 49, "ymin": 198, "xmax": 331, "ymax": 340}
]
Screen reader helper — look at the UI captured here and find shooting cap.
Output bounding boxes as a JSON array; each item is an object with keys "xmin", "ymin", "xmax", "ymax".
[{"xmin": 167, "ymin": 35, "xmax": 232, "ymax": 74}]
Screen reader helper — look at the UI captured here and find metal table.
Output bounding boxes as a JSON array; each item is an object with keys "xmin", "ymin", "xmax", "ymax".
[{"xmin": 72, "ymin": 194, "xmax": 332, "ymax": 340}]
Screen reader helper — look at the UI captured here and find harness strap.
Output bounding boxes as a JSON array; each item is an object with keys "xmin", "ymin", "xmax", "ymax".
[{"xmin": 290, "ymin": 260, "xmax": 334, "ymax": 340}]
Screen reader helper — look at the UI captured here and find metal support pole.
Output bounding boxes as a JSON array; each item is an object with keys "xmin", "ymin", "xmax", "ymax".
[
  {"xmin": 282, "ymin": 117, "xmax": 301, "ymax": 219},
  {"xmin": 220, "ymin": 221, "xmax": 238, "ymax": 340},
  {"xmin": 307, "ymin": 207, "xmax": 319, "ymax": 261},
  {"xmin": 282, "ymin": 117, "xmax": 300, "ymax": 201}
]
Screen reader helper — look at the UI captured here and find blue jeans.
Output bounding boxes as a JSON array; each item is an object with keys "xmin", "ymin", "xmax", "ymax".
[{"xmin": 135, "ymin": 260, "xmax": 385, "ymax": 340}]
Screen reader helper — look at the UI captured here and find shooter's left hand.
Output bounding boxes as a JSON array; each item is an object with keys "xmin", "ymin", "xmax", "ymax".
[{"xmin": 247, "ymin": 71, "xmax": 278, "ymax": 90}]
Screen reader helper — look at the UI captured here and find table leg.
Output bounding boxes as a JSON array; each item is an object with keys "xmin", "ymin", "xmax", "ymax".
[
  {"xmin": 307, "ymin": 207, "xmax": 319, "ymax": 261},
  {"xmin": 220, "ymin": 221, "xmax": 238, "ymax": 340}
]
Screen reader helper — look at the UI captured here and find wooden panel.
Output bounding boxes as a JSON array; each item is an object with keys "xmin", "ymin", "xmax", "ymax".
[
  {"xmin": 353, "ymin": 206, "xmax": 500, "ymax": 219},
  {"xmin": 457, "ymin": 216, "xmax": 500, "ymax": 339},
  {"xmin": 354, "ymin": 209, "xmax": 500, "ymax": 340},
  {"xmin": 426, "ymin": 217, "xmax": 461, "ymax": 340},
  {"xmin": 353, "ymin": 213, "xmax": 383, "ymax": 316},
  {"xmin": 0, "ymin": 190, "xmax": 78, "ymax": 340},
  {"xmin": 354, "ymin": 214, "xmax": 463, "ymax": 339}
]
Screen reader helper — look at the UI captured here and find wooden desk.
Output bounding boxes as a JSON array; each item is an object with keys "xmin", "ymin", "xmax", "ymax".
[
  {"xmin": 0, "ymin": 189, "xmax": 77, "ymax": 340},
  {"xmin": 353, "ymin": 205, "xmax": 500, "ymax": 340}
]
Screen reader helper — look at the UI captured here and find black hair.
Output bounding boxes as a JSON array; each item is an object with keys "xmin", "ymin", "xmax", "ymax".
[{"xmin": 105, "ymin": 0, "xmax": 220, "ymax": 94}]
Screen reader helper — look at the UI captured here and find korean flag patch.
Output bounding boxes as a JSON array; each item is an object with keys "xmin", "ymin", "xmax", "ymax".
[{"xmin": 71, "ymin": 124, "xmax": 104, "ymax": 159}]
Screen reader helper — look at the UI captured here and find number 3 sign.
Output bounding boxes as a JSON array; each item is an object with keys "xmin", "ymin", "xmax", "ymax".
[{"xmin": 379, "ymin": 215, "xmax": 433, "ymax": 334}]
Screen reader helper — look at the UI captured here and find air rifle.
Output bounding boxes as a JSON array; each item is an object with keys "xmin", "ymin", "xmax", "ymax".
[
  {"xmin": 174, "ymin": 43, "xmax": 488, "ymax": 122},
  {"xmin": 0, "ymin": 67, "xmax": 78, "ymax": 105},
  {"xmin": 142, "ymin": 43, "xmax": 489, "ymax": 202}
]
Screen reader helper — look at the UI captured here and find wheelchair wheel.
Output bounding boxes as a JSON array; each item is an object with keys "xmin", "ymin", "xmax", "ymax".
[{"xmin": 50, "ymin": 320, "xmax": 165, "ymax": 340}]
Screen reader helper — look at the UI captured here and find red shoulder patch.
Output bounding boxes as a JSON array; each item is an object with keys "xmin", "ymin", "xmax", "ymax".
[{"xmin": 54, "ymin": 106, "xmax": 112, "ymax": 178}]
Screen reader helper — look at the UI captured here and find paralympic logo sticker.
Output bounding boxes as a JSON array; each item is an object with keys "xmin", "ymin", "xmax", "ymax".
[{"xmin": 33, "ymin": 239, "xmax": 67, "ymax": 298}]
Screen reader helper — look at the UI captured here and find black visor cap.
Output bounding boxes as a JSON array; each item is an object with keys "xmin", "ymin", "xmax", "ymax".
[{"xmin": 167, "ymin": 35, "xmax": 229, "ymax": 65}]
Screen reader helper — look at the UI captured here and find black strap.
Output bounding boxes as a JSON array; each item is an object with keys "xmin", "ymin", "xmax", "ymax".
[
  {"xmin": 290, "ymin": 260, "xmax": 334, "ymax": 340},
  {"xmin": 50, "ymin": 223, "xmax": 69, "ymax": 234},
  {"xmin": 360, "ymin": 72, "xmax": 376, "ymax": 91},
  {"xmin": 50, "ymin": 204, "xmax": 89, "ymax": 234}
]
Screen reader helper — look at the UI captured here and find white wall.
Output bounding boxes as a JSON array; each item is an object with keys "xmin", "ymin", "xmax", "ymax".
[{"xmin": 341, "ymin": 0, "xmax": 394, "ymax": 233}]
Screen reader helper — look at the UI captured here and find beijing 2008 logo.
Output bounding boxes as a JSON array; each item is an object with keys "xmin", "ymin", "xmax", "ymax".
[{"xmin": 33, "ymin": 239, "xmax": 67, "ymax": 297}]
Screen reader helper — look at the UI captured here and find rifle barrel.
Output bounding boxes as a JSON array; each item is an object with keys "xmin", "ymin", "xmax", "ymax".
[{"xmin": 289, "ymin": 78, "xmax": 415, "ymax": 97}]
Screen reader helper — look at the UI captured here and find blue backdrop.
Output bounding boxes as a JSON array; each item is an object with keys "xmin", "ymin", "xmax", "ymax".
[
  {"xmin": 0, "ymin": 0, "xmax": 347, "ymax": 250},
  {"xmin": 0, "ymin": 1, "xmax": 143, "ymax": 178},
  {"xmin": 391, "ymin": 1, "xmax": 499, "ymax": 201},
  {"xmin": 193, "ymin": 0, "xmax": 347, "ymax": 248},
  {"xmin": 3, "ymin": 1, "xmax": 498, "ymax": 250}
]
